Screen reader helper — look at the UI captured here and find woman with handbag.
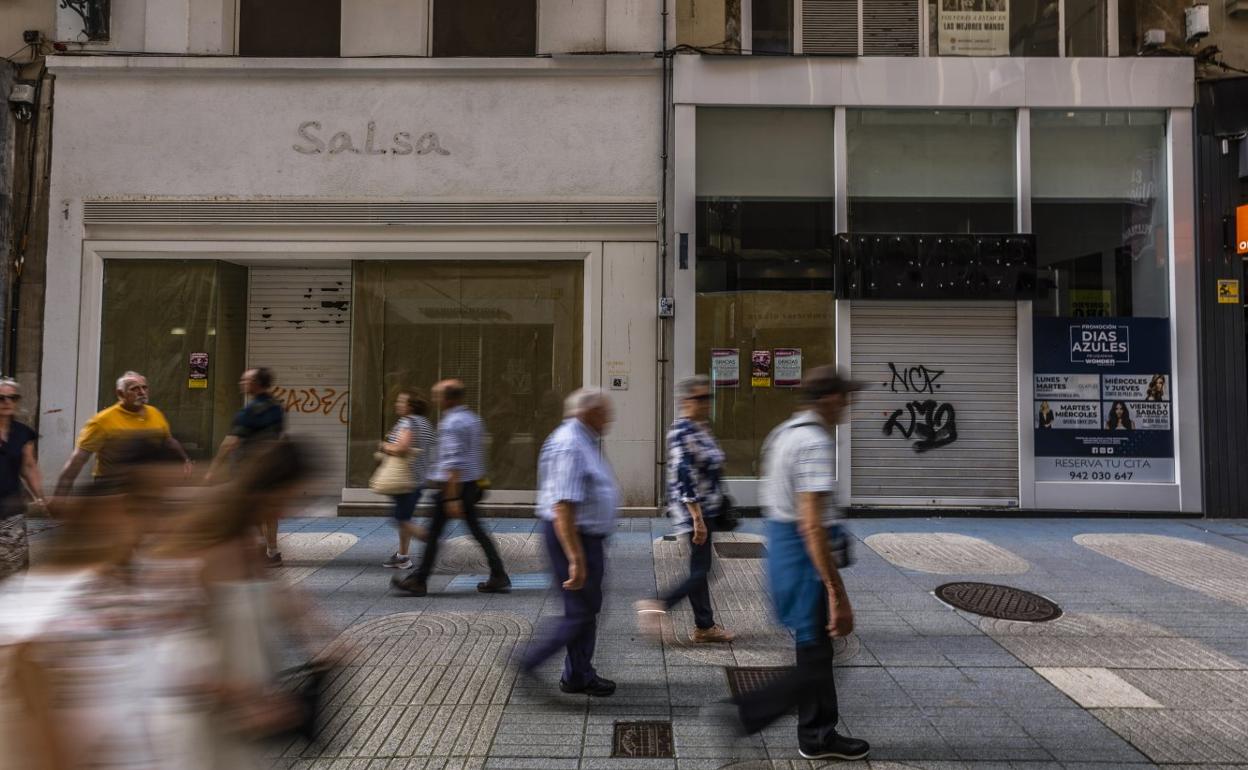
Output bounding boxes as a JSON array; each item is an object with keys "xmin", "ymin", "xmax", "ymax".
[
  {"xmin": 377, "ymin": 389, "xmax": 435, "ymax": 570},
  {"xmin": 0, "ymin": 377, "xmax": 43, "ymax": 581},
  {"xmin": 635, "ymin": 375, "xmax": 734, "ymax": 644}
]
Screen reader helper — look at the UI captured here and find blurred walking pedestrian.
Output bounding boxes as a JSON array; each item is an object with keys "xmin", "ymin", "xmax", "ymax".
[
  {"xmin": 54, "ymin": 370, "xmax": 191, "ymax": 496},
  {"xmin": 731, "ymin": 366, "xmax": 869, "ymax": 761},
  {"xmin": 518, "ymin": 388, "xmax": 618, "ymax": 697},
  {"xmin": 379, "ymin": 388, "xmax": 435, "ymax": 570},
  {"xmin": 392, "ymin": 379, "xmax": 510, "ymax": 596},
  {"xmin": 635, "ymin": 375, "xmax": 733, "ymax": 643},
  {"xmin": 0, "ymin": 378, "xmax": 43, "ymax": 581},
  {"xmin": 206, "ymin": 367, "xmax": 286, "ymax": 565}
]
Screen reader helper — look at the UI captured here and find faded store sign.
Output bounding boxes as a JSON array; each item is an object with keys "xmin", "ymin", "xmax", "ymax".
[
  {"xmin": 293, "ymin": 121, "xmax": 451, "ymax": 157},
  {"xmin": 882, "ymin": 362, "xmax": 959, "ymax": 452}
]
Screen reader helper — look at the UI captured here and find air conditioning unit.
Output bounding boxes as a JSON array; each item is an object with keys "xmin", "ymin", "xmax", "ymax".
[{"xmin": 801, "ymin": 0, "xmax": 920, "ymax": 56}]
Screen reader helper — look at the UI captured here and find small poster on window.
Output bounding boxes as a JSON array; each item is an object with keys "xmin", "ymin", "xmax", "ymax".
[
  {"xmin": 188, "ymin": 352, "xmax": 209, "ymax": 389},
  {"xmin": 938, "ymin": 0, "xmax": 1008, "ymax": 56},
  {"xmin": 774, "ymin": 348, "xmax": 802, "ymax": 388},
  {"xmin": 751, "ymin": 350, "xmax": 772, "ymax": 388},
  {"xmin": 711, "ymin": 348, "xmax": 739, "ymax": 388}
]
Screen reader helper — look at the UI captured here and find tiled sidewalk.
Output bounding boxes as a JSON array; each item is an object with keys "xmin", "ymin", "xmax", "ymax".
[{"xmin": 215, "ymin": 515, "xmax": 1248, "ymax": 768}]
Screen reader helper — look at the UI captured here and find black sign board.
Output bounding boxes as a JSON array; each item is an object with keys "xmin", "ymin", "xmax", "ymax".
[{"xmin": 836, "ymin": 233, "xmax": 1041, "ymax": 301}]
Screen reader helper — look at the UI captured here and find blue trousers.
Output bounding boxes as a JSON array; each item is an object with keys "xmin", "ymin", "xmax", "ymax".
[
  {"xmin": 660, "ymin": 531, "xmax": 716, "ymax": 630},
  {"xmin": 521, "ymin": 519, "xmax": 606, "ymax": 687}
]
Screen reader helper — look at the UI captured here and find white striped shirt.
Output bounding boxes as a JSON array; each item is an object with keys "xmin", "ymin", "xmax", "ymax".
[
  {"xmin": 759, "ymin": 410, "xmax": 842, "ymax": 526},
  {"xmin": 429, "ymin": 406, "xmax": 486, "ymax": 483},
  {"xmin": 536, "ymin": 418, "xmax": 619, "ymax": 536},
  {"xmin": 387, "ymin": 415, "xmax": 436, "ymax": 485}
]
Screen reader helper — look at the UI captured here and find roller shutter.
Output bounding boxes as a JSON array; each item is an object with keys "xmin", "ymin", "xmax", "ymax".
[
  {"xmin": 247, "ymin": 267, "xmax": 352, "ymax": 497},
  {"xmin": 850, "ymin": 301, "xmax": 1019, "ymax": 505},
  {"xmin": 862, "ymin": 0, "xmax": 920, "ymax": 56},
  {"xmin": 801, "ymin": 0, "xmax": 859, "ymax": 55}
]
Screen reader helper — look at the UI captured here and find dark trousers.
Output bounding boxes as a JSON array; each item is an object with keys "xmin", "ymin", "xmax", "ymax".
[
  {"xmin": 660, "ymin": 531, "xmax": 715, "ymax": 629},
  {"xmin": 520, "ymin": 519, "xmax": 605, "ymax": 687},
  {"xmin": 735, "ymin": 585, "xmax": 839, "ymax": 748},
  {"xmin": 413, "ymin": 481, "xmax": 507, "ymax": 580}
]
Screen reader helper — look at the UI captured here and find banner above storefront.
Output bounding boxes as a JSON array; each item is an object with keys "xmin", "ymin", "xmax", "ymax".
[
  {"xmin": 939, "ymin": 0, "xmax": 1009, "ymax": 56},
  {"xmin": 1034, "ymin": 317, "xmax": 1174, "ymax": 484}
]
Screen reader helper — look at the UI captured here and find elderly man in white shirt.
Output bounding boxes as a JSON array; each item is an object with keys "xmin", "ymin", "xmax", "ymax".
[
  {"xmin": 732, "ymin": 365, "xmax": 870, "ymax": 761},
  {"xmin": 518, "ymin": 387, "xmax": 620, "ymax": 697}
]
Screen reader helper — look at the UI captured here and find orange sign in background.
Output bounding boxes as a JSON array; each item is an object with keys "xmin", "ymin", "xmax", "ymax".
[{"xmin": 1238, "ymin": 204, "xmax": 1248, "ymax": 255}]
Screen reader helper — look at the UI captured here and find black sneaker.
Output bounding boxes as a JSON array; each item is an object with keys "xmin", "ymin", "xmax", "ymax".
[
  {"xmin": 477, "ymin": 575, "xmax": 512, "ymax": 593},
  {"xmin": 559, "ymin": 677, "xmax": 616, "ymax": 697},
  {"xmin": 798, "ymin": 733, "xmax": 870, "ymax": 761},
  {"xmin": 391, "ymin": 573, "xmax": 427, "ymax": 596}
]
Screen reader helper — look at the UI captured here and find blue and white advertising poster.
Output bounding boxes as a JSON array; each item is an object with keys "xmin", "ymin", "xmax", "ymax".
[{"xmin": 1033, "ymin": 318, "xmax": 1174, "ymax": 483}]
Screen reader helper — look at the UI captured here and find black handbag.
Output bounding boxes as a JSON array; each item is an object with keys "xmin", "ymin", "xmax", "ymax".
[{"xmin": 710, "ymin": 493, "xmax": 740, "ymax": 532}]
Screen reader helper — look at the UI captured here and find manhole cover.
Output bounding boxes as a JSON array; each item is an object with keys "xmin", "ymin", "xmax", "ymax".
[
  {"xmin": 612, "ymin": 721, "xmax": 674, "ymax": 758},
  {"xmin": 725, "ymin": 666, "xmax": 789, "ymax": 698},
  {"xmin": 715, "ymin": 542, "xmax": 767, "ymax": 559},
  {"xmin": 935, "ymin": 582, "xmax": 1062, "ymax": 622}
]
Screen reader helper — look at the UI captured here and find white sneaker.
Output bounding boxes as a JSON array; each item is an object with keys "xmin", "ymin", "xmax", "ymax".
[{"xmin": 382, "ymin": 553, "xmax": 412, "ymax": 569}]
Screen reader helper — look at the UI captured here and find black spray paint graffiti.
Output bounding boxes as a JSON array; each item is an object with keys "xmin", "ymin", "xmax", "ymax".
[{"xmin": 883, "ymin": 363, "xmax": 958, "ymax": 452}]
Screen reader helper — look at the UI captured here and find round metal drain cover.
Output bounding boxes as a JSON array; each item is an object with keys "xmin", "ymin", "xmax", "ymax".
[{"xmin": 935, "ymin": 581, "xmax": 1062, "ymax": 622}]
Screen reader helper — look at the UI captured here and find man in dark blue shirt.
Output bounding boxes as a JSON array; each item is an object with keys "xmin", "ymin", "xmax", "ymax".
[{"xmin": 207, "ymin": 367, "xmax": 286, "ymax": 563}]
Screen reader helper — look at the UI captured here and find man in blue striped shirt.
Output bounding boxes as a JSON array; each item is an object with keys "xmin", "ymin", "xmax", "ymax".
[
  {"xmin": 519, "ymin": 387, "xmax": 619, "ymax": 697},
  {"xmin": 392, "ymin": 379, "xmax": 510, "ymax": 596}
]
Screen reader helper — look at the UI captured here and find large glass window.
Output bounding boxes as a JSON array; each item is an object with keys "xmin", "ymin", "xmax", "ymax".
[
  {"xmin": 847, "ymin": 109, "xmax": 1016, "ymax": 233},
  {"xmin": 752, "ymin": 0, "xmax": 793, "ymax": 53},
  {"xmin": 239, "ymin": 0, "xmax": 341, "ymax": 57},
  {"xmin": 98, "ymin": 261, "xmax": 247, "ymax": 460},
  {"xmin": 695, "ymin": 108, "xmax": 836, "ymax": 476},
  {"xmin": 432, "ymin": 0, "xmax": 537, "ymax": 56},
  {"xmin": 1031, "ymin": 110, "xmax": 1169, "ymax": 317},
  {"xmin": 348, "ymin": 261, "xmax": 582, "ymax": 489}
]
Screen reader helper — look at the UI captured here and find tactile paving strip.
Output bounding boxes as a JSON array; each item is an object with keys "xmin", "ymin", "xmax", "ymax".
[
  {"xmin": 864, "ymin": 532, "xmax": 1030, "ymax": 575},
  {"xmin": 275, "ymin": 612, "xmax": 530, "ymax": 762},
  {"xmin": 274, "ymin": 532, "xmax": 358, "ymax": 584},
  {"xmin": 434, "ymin": 533, "xmax": 547, "ymax": 574},
  {"xmin": 1075, "ymin": 533, "xmax": 1248, "ymax": 608},
  {"xmin": 653, "ymin": 534, "xmax": 861, "ymax": 667}
]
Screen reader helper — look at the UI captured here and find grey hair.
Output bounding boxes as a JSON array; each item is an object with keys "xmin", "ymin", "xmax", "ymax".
[
  {"xmin": 676, "ymin": 375, "xmax": 710, "ymax": 401},
  {"xmin": 564, "ymin": 387, "xmax": 610, "ymax": 418},
  {"xmin": 116, "ymin": 371, "xmax": 144, "ymax": 391},
  {"xmin": 0, "ymin": 378, "xmax": 18, "ymax": 393}
]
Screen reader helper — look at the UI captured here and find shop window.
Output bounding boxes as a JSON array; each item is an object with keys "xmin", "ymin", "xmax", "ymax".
[
  {"xmin": 348, "ymin": 261, "xmax": 582, "ymax": 489},
  {"xmin": 1065, "ymin": 0, "xmax": 1107, "ymax": 55},
  {"xmin": 432, "ymin": 0, "xmax": 537, "ymax": 57},
  {"xmin": 1031, "ymin": 110, "xmax": 1169, "ymax": 318},
  {"xmin": 695, "ymin": 108, "xmax": 836, "ymax": 477},
  {"xmin": 847, "ymin": 109, "xmax": 1016, "ymax": 233},
  {"xmin": 239, "ymin": 0, "xmax": 341, "ymax": 57},
  {"xmin": 753, "ymin": 0, "xmax": 793, "ymax": 53},
  {"xmin": 98, "ymin": 261, "xmax": 247, "ymax": 460}
]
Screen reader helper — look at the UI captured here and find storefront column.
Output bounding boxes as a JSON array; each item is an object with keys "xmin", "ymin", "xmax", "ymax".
[
  {"xmin": 1169, "ymin": 108, "xmax": 1202, "ymax": 513},
  {"xmin": 672, "ymin": 104, "xmax": 697, "ymax": 385},
  {"xmin": 1017, "ymin": 300, "xmax": 1036, "ymax": 509}
]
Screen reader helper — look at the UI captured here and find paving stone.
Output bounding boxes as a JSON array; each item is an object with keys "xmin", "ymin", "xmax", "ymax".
[
  {"xmin": 1091, "ymin": 708, "xmax": 1248, "ymax": 764},
  {"xmin": 434, "ymin": 534, "xmax": 548, "ymax": 575},
  {"xmin": 1074, "ymin": 534, "xmax": 1248, "ymax": 609},
  {"xmin": 863, "ymin": 533, "xmax": 1031, "ymax": 575},
  {"xmin": 276, "ymin": 532, "xmax": 360, "ymax": 584},
  {"xmin": 1032, "ymin": 668, "xmax": 1163, "ymax": 709},
  {"xmin": 1114, "ymin": 669, "xmax": 1248, "ymax": 710}
]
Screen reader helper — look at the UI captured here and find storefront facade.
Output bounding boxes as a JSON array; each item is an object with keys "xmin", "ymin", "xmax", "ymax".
[
  {"xmin": 672, "ymin": 56, "xmax": 1201, "ymax": 513},
  {"xmin": 39, "ymin": 57, "xmax": 663, "ymax": 507}
]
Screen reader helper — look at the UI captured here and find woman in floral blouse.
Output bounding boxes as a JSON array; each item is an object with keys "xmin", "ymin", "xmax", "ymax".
[{"xmin": 635, "ymin": 375, "xmax": 734, "ymax": 643}]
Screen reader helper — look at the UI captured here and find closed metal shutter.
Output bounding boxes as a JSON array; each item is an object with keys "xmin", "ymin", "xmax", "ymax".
[
  {"xmin": 802, "ymin": 0, "xmax": 859, "ymax": 55},
  {"xmin": 862, "ymin": 0, "xmax": 919, "ymax": 55},
  {"xmin": 247, "ymin": 267, "xmax": 352, "ymax": 497},
  {"xmin": 850, "ymin": 301, "xmax": 1019, "ymax": 504}
]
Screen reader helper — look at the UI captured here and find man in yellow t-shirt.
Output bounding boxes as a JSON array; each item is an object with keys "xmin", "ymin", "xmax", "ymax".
[{"xmin": 54, "ymin": 371, "xmax": 191, "ymax": 495}]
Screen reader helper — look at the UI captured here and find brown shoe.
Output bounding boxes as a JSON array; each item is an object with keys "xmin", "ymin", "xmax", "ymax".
[{"xmin": 691, "ymin": 625, "xmax": 734, "ymax": 644}]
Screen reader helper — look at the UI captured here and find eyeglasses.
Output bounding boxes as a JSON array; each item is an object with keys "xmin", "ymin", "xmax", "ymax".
[
  {"xmin": 686, "ymin": 393, "xmax": 711, "ymax": 402},
  {"xmin": 0, "ymin": 395, "xmax": 21, "ymax": 403}
]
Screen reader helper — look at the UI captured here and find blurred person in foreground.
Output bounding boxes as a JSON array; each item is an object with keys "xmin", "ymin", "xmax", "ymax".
[
  {"xmin": 731, "ymin": 366, "xmax": 869, "ymax": 761},
  {"xmin": 54, "ymin": 370, "xmax": 191, "ymax": 496},
  {"xmin": 0, "ymin": 440, "xmax": 179, "ymax": 769},
  {"xmin": 379, "ymin": 388, "xmax": 435, "ymax": 570},
  {"xmin": 635, "ymin": 374, "xmax": 733, "ymax": 643},
  {"xmin": 0, "ymin": 378, "xmax": 44, "ymax": 581},
  {"xmin": 518, "ymin": 388, "xmax": 619, "ymax": 697},
  {"xmin": 393, "ymin": 379, "xmax": 510, "ymax": 596},
  {"xmin": 206, "ymin": 367, "xmax": 286, "ymax": 566},
  {"xmin": 139, "ymin": 438, "xmax": 334, "ymax": 769}
]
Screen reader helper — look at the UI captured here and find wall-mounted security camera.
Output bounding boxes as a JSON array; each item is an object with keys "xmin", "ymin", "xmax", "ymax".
[
  {"xmin": 7, "ymin": 83, "xmax": 36, "ymax": 123},
  {"xmin": 1186, "ymin": 4, "xmax": 1211, "ymax": 42}
]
